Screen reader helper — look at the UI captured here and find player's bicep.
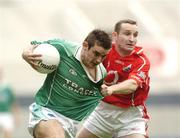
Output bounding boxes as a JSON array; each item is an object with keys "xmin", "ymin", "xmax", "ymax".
[{"xmin": 129, "ymin": 63, "xmax": 150, "ymax": 88}]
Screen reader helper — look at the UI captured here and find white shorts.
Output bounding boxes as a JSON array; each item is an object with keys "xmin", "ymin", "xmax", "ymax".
[
  {"xmin": 28, "ymin": 103, "xmax": 80, "ymax": 138},
  {"xmin": 0, "ymin": 113, "xmax": 14, "ymax": 130},
  {"xmin": 83, "ymin": 101, "xmax": 149, "ymax": 138}
]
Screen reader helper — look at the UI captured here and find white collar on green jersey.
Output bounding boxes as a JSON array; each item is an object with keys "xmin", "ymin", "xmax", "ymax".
[{"xmin": 74, "ymin": 46, "xmax": 104, "ymax": 83}]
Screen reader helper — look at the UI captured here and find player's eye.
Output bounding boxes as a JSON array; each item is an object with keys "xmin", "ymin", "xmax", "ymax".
[
  {"xmin": 124, "ymin": 32, "xmax": 131, "ymax": 36},
  {"xmin": 134, "ymin": 32, "xmax": 138, "ymax": 37},
  {"xmin": 94, "ymin": 51, "xmax": 100, "ymax": 57}
]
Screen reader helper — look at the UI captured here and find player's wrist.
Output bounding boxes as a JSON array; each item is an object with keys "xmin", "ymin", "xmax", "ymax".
[{"xmin": 107, "ymin": 87, "xmax": 114, "ymax": 95}]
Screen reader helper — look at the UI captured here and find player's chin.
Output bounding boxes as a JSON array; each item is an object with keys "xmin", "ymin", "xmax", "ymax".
[
  {"xmin": 89, "ymin": 63, "xmax": 98, "ymax": 68},
  {"xmin": 93, "ymin": 62, "xmax": 100, "ymax": 67},
  {"xmin": 125, "ymin": 46, "xmax": 134, "ymax": 51}
]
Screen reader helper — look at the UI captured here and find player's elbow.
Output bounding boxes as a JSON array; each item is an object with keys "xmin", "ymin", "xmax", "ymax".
[
  {"xmin": 126, "ymin": 80, "xmax": 138, "ymax": 94},
  {"xmin": 126, "ymin": 87, "xmax": 136, "ymax": 94}
]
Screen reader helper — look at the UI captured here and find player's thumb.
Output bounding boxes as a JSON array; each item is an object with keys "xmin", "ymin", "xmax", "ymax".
[{"xmin": 101, "ymin": 84, "xmax": 108, "ymax": 89}]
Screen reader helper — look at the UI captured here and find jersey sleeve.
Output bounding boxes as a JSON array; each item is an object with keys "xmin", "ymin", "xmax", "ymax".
[
  {"xmin": 31, "ymin": 39, "xmax": 68, "ymax": 52},
  {"xmin": 128, "ymin": 55, "xmax": 150, "ymax": 88},
  {"xmin": 31, "ymin": 39, "xmax": 79, "ymax": 57}
]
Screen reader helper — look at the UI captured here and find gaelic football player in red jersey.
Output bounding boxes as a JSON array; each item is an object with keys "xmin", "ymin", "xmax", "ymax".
[{"xmin": 77, "ymin": 19, "xmax": 150, "ymax": 138}]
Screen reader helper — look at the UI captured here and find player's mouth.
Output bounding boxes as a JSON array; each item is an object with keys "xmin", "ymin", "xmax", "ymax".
[
  {"xmin": 126, "ymin": 43, "xmax": 134, "ymax": 46},
  {"xmin": 126, "ymin": 44, "xmax": 135, "ymax": 48}
]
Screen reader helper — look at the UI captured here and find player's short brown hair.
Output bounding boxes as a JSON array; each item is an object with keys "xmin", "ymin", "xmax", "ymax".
[
  {"xmin": 114, "ymin": 19, "xmax": 137, "ymax": 34},
  {"xmin": 84, "ymin": 29, "xmax": 112, "ymax": 50}
]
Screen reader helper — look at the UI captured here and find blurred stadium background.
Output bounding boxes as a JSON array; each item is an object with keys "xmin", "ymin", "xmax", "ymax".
[{"xmin": 0, "ymin": 0, "xmax": 180, "ymax": 138}]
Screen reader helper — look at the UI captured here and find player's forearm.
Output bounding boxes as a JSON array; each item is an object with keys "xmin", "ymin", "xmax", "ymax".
[{"xmin": 109, "ymin": 79, "xmax": 138, "ymax": 94}]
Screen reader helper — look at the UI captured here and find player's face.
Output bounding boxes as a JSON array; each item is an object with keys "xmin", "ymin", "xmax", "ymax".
[
  {"xmin": 114, "ymin": 23, "xmax": 138, "ymax": 53},
  {"xmin": 82, "ymin": 43, "xmax": 109, "ymax": 68}
]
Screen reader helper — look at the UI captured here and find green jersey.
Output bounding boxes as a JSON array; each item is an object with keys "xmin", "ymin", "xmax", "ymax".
[
  {"xmin": 0, "ymin": 84, "xmax": 15, "ymax": 112},
  {"xmin": 32, "ymin": 39, "xmax": 106, "ymax": 121}
]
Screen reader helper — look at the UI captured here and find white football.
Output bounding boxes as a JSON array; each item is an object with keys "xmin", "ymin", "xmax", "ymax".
[{"xmin": 33, "ymin": 44, "xmax": 60, "ymax": 74}]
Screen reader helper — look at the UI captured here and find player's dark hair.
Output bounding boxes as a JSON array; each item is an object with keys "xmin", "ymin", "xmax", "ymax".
[
  {"xmin": 84, "ymin": 29, "xmax": 111, "ymax": 50},
  {"xmin": 114, "ymin": 19, "xmax": 137, "ymax": 34}
]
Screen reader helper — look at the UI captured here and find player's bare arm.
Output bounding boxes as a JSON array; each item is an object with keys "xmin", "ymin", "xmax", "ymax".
[{"xmin": 101, "ymin": 79, "xmax": 138, "ymax": 96}]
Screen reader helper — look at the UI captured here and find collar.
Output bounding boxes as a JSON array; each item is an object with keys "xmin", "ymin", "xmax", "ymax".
[
  {"xmin": 74, "ymin": 46, "xmax": 104, "ymax": 83},
  {"xmin": 74, "ymin": 46, "xmax": 82, "ymax": 61}
]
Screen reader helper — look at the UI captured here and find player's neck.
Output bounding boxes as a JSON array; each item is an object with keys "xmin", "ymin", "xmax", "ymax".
[
  {"xmin": 115, "ymin": 46, "xmax": 132, "ymax": 57},
  {"xmin": 80, "ymin": 54, "xmax": 97, "ymax": 81},
  {"xmin": 87, "ymin": 67, "xmax": 97, "ymax": 81}
]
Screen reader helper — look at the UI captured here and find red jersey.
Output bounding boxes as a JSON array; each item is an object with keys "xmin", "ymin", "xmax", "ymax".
[{"xmin": 103, "ymin": 44, "xmax": 150, "ymax": 108}]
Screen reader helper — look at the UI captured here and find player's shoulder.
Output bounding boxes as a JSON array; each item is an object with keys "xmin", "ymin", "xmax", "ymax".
[
  {"xmin": 134, "ymin": 46, "xmax": 143, "ymax": 54},
  {"xmin": 37, "ymin": 38, "xmax": 81, "ymax": 56},
  {"xmin": 134, "ymin": 46, "xmax": 150, "ymax": 65},
  {"xmin": 134, "ymin": 46, "xmax": 147, "ymax": 57},
  {"xmin": 45, "ymin": 38, "xmax": 76, "ymax": 47}
]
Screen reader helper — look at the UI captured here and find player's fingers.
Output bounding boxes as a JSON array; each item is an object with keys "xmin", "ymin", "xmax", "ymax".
[
  {"xmin": 101, "ymin": 88, "xmax": 108, "ymax": 96},
  {"xmin": 30, "ymin": 63, "xmax": 37, "ymax": 70},
  {"xmin": 25, "ymin": 55, "xmax": 42, "ymax": 65},
  {"xmin": 29, "ymin": 61, "xmax": 40, "ymax": 69},
  {"xmin": 32, "ymin": 44, "xmax": 39, "ymax": 50},
  {"xmin": 28, "ymin": 53, "xmax": 42, "ymax": 57},
  {"xmin": 101, "ymin": 84, "xmax": 108, "ymax": 90},
  {"xmin": 27, "ymin": 54, "xmax": 42, "ymax": 61},
  {"xmin": 107, "ymin": 89, "xmax": 113, "ymax": 96},
  {"xmin": 29, "ymin": 58, "xmax": 42, "ymax": 63}
]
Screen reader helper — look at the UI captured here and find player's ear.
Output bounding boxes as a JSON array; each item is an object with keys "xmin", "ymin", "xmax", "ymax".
[
  {"xmin": 112, "ymin": 31, "xmax": 118, "ymax": 42},
  {"xmin": 82, "ymin": 41, "xmax": 89, "ymax": 50},
  {"xmin": 112, "ymin": 31, "xmax": 118, "ymax": 37}
]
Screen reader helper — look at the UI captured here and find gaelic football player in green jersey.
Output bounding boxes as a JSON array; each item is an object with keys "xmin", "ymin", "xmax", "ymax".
[
  {"xmin": 0, "ymin": 67, "xmax": 20, "ymax": 138},
  {"xmin": 22, "ymin": 29, "xmax": 111, "ymax": 138}
]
